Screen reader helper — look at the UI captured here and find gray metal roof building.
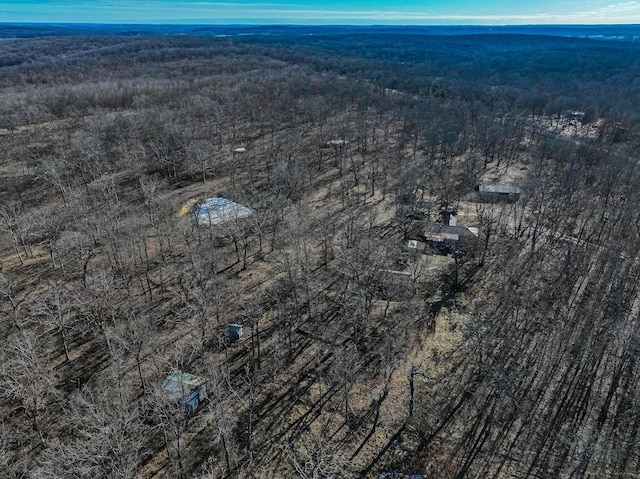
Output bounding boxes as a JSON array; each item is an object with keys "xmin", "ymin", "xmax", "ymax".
[
  {"xmin": 195, "ymin": 197, "xmax": 252, "ymax": 226},
  {"xmin": 478, "ymin": 184, "xmax": 521, "ymax": 202}
]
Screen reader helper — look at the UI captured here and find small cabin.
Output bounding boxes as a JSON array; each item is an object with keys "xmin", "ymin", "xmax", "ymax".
[
  {"xmin": 420, "ymin": 223, "xmax": 478, "ymax": 254},
  {"xmin": 162, "ymin": 371, "xmax": 208, "ymax": 413},
  {"xmin": 567, "ymin": 110, "xmax": 586, "ymax": 122},
  {"xmin": 477, "ymin": 184, "xmax": 521, "ymax": 203},
  {"xmin": 227, "ymin": 323, "xmax": 243, "ymax": 342}
]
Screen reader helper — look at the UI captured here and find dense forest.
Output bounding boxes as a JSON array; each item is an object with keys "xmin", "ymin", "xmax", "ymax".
[{"xmin": 1, "ymin": 26, "xmax": 640, "ymax": 478}]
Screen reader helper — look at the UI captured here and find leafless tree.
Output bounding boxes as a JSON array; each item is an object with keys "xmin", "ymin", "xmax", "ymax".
[
  {"xmin": 1, "ymin": 329, "xmax": 60, "ymax": 445},
  {"xmin": 31, "ymin": 281, "xmax": 77, "ymax": 363},
  {"xmin": 0, "ymin": 201, "xmax": 34, "ymax": 264}
]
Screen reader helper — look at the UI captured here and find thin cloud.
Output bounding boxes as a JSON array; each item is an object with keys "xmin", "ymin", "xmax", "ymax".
[
  {"xmin": 3, "ymin": 0, "xmax": 640, "ymax": 24},
  {"xmin": 605, "ymin": 1, "xmax": 640, "ymax": 8},
  {"xmin": 572, "ymin": 1, "xmax": 640, "ymax": 22}
]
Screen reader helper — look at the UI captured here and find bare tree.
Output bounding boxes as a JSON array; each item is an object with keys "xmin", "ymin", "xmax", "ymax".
[
  {"xmin": 32, "ymin": 382, "xmax": 147, "ymax": 479},
  {"xmin": 0, "ymin": 270, "xmax": 27, "ymax": 329},
  {"xmin": 31, "ymin": 281, "xmax": 77, "ymax": 363},
  {"xmin": 1, "ymin": 329, "xmax": 60, "ymax": 445},
  {"xmin": 0, "ymin": 201, "xmax": 34, "ymax": 264}
]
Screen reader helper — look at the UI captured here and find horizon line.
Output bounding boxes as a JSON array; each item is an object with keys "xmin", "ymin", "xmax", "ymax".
[{"xmin": 2, "ymin": 22, "xmax": 640, "ymax": 27}]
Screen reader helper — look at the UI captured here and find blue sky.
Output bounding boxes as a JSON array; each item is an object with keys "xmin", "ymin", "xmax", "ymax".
[{"xmin": 2, "ymin": 0, "xmax": 640, "ymax": 24}]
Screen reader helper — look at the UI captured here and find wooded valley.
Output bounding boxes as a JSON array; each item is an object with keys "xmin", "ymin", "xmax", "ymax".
[{"xmin": 1, "ymin": 27, "xmax": 640, "ymax": 478}]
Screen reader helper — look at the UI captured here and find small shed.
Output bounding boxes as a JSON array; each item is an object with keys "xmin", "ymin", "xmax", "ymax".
[
  {"xmin": 326, "ymin": 139, "xmax": 349, "ymax": 146},
  {"xmin": 379, "ymin": 472, "xmax": 425, "ymax": 478},
  {"xmin": 196, "ymin": 197, "xmax": 252, "ymax": 226},
  {"xmin": 379, "ymin": 474, "xmax": 425, "ymax": 479},
  {"xmin": 227, "ymin": 323, "xmax": 243, "ymax": 342},
  {"xmin": 162, "ymin": 371, "xmax": 208, "ymax": 413},
  {"xmin": 477, "ymin": 184, "xmax": 521, "ymax": 203},
  {"xmin": 406, "ymin": 239, "xmax": 427, "ymax": 253},
  {"xmin": 439, "ymin": 205, "xmax": 457, "ymax": 225}
]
